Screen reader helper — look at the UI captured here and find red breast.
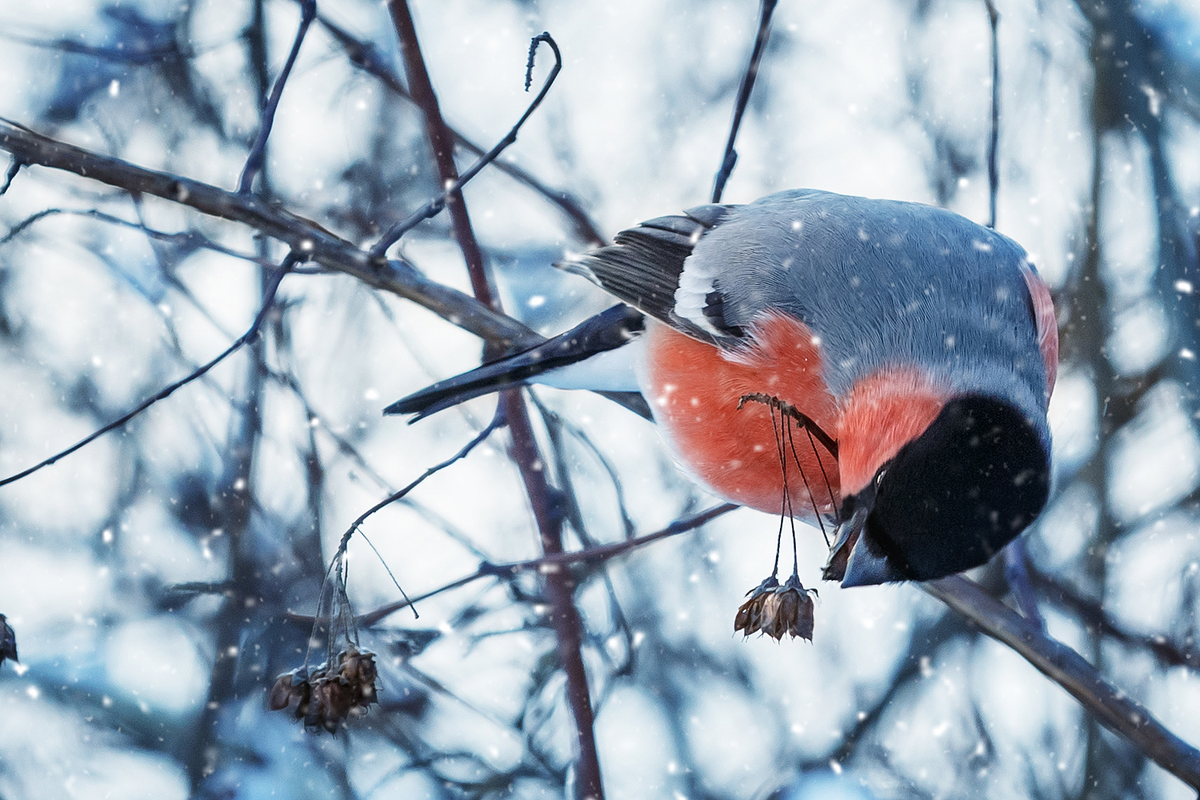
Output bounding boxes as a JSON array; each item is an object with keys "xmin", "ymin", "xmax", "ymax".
[{"xmin": 642, "ymin": 313, "xmax": 840, "ymax": 517}]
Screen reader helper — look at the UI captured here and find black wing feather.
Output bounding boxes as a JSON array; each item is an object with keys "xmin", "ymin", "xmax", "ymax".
[{"xmin": 559, "ymin": 204, "xmax": 736, "ymax": 343}]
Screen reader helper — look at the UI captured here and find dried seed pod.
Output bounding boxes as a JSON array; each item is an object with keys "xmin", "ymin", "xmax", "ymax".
[
  {"xmin": 270, "ymin": 648, "xmax": 380, "ymax": 733},
  {"xmin": 734, "ymin": 575, "xmax": 780, "ymax": 637},
  {"xmin": 268, "ymin": 670, "xmax": 312, "ymax": 718},
  {"xmin": 735, "ymin": 574, "xmax": 816, "ymax": 641}
]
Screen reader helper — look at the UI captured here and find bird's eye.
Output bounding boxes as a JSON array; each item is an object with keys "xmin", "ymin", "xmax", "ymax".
[{"xmin": 874, "ymin": 469, "xmax": 888, "ymax": 490}]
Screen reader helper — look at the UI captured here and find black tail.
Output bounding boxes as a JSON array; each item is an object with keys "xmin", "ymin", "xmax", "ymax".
[{"xmin": 385, "ymin": 305, "xmax": 650, "ymax": 421}]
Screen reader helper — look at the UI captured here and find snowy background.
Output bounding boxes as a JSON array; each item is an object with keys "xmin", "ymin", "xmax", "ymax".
[{"xmin": 1, "ymin": 0, "xmax": 1200, "ymax": 798}]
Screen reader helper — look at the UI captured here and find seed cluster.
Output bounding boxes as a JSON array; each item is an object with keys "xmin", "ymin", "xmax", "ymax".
[
  {"xmin": 734, "ymin": 574, "xmax": 816, "ymax": 641},
  {"xmin": 269, "ymin": 647, "xmax": 379, "ymax": 733}
]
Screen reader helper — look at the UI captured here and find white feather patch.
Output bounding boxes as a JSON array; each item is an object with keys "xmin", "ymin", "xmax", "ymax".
[{"xmin": 673, "ymin": 256, "xmax": 724, "ymax": 336}]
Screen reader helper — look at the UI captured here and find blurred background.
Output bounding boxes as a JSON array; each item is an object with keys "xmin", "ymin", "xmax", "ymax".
[{"xmin": 1, "ymin": 0, "xmax": 1199, "ymax": 797}]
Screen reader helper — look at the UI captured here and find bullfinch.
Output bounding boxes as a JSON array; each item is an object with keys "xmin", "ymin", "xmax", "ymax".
[{"xmin": 386, "ymin": 189, "xmax": 1057, "ymax": 588}]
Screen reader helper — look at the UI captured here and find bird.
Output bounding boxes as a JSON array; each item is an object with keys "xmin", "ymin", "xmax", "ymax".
[{"xmin": 387, "ymin": 189, "xmax": 1058, "ymax": 588}]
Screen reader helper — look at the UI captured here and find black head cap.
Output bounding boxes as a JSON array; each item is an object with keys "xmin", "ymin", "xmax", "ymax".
[{"xmin": 829, "ymin": 395, "xmax": 1050, "ymax": 586}]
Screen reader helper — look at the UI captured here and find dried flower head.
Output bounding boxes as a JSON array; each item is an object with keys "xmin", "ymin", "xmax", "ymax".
[
  {"xmin": 267, "ymin": 647, "xmax": 379, "ymax": 733},
  {"xmin": 734, "ymin": 574, "xmax": 816, "ymax": 641},
  {"xmin": 268, "ymin": 670, "xmax": 311, "ymax": 717}
]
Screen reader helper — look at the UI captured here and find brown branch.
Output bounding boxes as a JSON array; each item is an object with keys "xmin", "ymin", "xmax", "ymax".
[
  {"xmin": 924, "ymin": 575, "xmax": 1200, "ymax": 791},
  {"xmin": 388, "ymin": 1, "xmax": 494, "ymax": 309},
  {"xmin": 385, "ymin": 5, "xmax": 604, "ymax": 796},
  {"xmin": 0, "ymin": 117, "xmax": 539, "ymax": 351}
]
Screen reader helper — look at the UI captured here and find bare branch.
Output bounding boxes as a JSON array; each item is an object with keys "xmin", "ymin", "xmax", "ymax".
[
  {"xmin": 299, "ymin": 503, "xmax": 740, "ymax": 628},
  {"xmin": 369, "ymin": 33, "xmax": 563, "ymax": 258},
  {"xmin": 238, "ymin": 0, "xmax": 316, "ymax": 193},
  {"xmin": 984, "ymin": 0, "xmax": 1000, "ymax": 229},
  {"xmin": 317, "ymin": 14, "xmax": 606, "ymax": 247},
  {"xmin": 712, "ymin": 0, "xmax": 778, "ymax": 203},
  {"xmin": 387, "ymin": 3, "xmax": 603, "ymax": 793},
  {"xmin": 330, "ymin": 408, "xmax": 508, "ymax": 620},
  {"xmin": 924, "ymin": 575, "xmax": 1200, "ymax": 791},
  {"xmin": 388, "ymin": 0, "xmax": 494, "ymax": 308},
  {"xmin": 0, "ymin": 117, "xmax": 540, "ymax": 349}
]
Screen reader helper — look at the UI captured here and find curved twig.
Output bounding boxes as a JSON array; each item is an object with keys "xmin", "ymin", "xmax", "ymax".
[
  {"xmin": 369, "ymin": 33, "xmax": 564, "ymax": 258},
  {"xmin": 238, "ymin": 0, "xmax": 317, "ymax": 194}
]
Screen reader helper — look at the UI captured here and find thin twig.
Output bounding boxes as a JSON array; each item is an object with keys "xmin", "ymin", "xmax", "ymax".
[
  {"xmin": 0, "ymin": 252, "xmax": 298, "ymax": 488},
  {"xmin": 984, "ymin": 0, "xmax": 1000, "ymax": 229},
  {"xmin": 369, "ymin": 33, "xmax": 563, "ymax": 258},
  {"xmin": 329, "ymin": 408, "xmax": 507, "ymax": 620},
  {"xmin": 924, "ymin": 575, "xmax": 1200, "ymax": 790},
  {"xmin": 0, "ymin": 30, "xmax": 184, "ymax": 64},
  {"xmin": 317, "ymin": 13, "xmax": 606, "ymax": 247},
  {"xmin": 712, "ymin": 0, "xmax": 778, "ymax": 203},
  {"xmin": 0, "ymin": 207, "xmax": 269, "ymax": 265},
  {"xmin": 291, "ymin": 503, "xmax": 739, "ymax": 628},
  {"xmin": 237, "ymin": 0, "xmax": 316, "ymax": 194}
]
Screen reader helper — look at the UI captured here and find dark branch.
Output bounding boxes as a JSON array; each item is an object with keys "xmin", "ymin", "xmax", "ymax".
[
  {"xmin": 984, "ymin": 0, "xmax": 1000, "ymax": 229},
  {"xmin": 0, "ymin": 207, "xmax": 270, "ymax": 265},
  {"xmin": 386, "ymin": 4, "xmax": 603, "ymax": 795},
  {"xmin": 332, "ymin": 409, "xmax": 507, "ymax": 619},
  {"xmin": 300, "ymin": 503, "xmax": 740, "ymax": 628},
  {"xmin": 237, "ymin": 0, "xmax": 317, "ymax": 194},
  {"xmin": 712, "ymin": 0, "xmax": 778, "ymax": 203},
  {"xmin": 317, "ymin": 14, "xmax": 606, "ymax": 247},
  {"xmin": 925, "ymin": 575, "xmax": 1200, "ymax": 790},
  {"xmin": 0, "ymin": 117, "xmax": 540, "ymax": 349}
]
